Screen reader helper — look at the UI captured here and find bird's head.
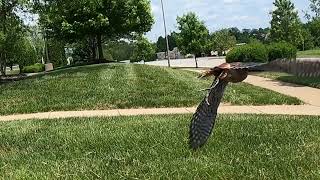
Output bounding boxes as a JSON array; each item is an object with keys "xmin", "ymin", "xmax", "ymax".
[{"xmin": 199, "ymin": 63, "xmax": 249, "ymax": 83}]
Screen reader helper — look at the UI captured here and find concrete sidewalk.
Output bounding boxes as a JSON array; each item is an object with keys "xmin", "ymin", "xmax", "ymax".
[
  {"xmin": 244, "ymin": 75, "xmax": 320, "ymax": 107},
  {"xmin": 1, "ymin": 105, "xmax": 319, "ymax": 122}
]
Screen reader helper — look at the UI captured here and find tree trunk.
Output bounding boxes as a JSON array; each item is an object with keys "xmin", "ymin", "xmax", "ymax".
[
  {"xmin": 97, "ymin": 34, "xmax": 104, "ymax": 62},
  {"xmin": 0, "ymin": 54, "xmax": 3, "ymax": 76},
  {"xmin": 194, "ymin": 56, "xmax": 198, "ymax": 68},
  {"xmin": 0, "ymin": 55, "xmax": 6, "ymax": 76},
  {"xmin": 89, "ymin": 36, "xmax": 97, "ymax": 62}
]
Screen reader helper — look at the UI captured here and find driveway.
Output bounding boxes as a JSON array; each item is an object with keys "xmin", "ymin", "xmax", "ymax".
[{"xmin": 145, "ymin": 57, "xmax": 226, "ymax": 68}]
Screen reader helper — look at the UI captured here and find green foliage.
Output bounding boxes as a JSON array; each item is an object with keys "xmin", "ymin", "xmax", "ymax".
[
  {"xmin": 176, "ymin": 12, "xmax": 209, "ymax": 56},
  {"xmin": 309, "ymin": 0, "xmax": 320, "ymax": 17},
  {"xmin": 4, "ymin": 36, "xmax": 38, "ymax": 69},
  {"xmin": 38, "ymin": 0, "xmax": 154, "ymax": 41},
  {"xmin": 36, "ymin": 0, "xmax": 154, "ymax": 60},
  {"xmin": 226, "ymin": 43, "xmax": 269, "ymax": 63},
  {"xmin": 0, "ymin": 0, "xmax": 28, "ymax": 75},
  {"xmin": 156, "ymin": 33, "xmax": 177, "ymax": 52},
  {"xmin": 268, "ymin": 42, "xmax": 297, "ymax": 61},
  {"xmin": 211, "ymin": 29, "xmax": 237, "ymax": 55},
  {"xmin": 22, "ymin": 63, "xmax": 45, "ymax": 73},
  {"xmin": 227, "ymin": 42, "xmax": 297, "ymax": 62},
  {"xmin": 47, "ymin": 39, "xmax": 67, "ymax": 68},
  {"xmin": 131, "ymin": 36, "xmax": 156, "ymax": 63},
  {"xmin": 299, "ymin": 28, "xmax": 314, "ymax": 50},
  {"xmin": 104, "ymin": 40, "xmax": 134, "ymax": 62},
  {"xmin": 71, "ymin": 38, "xmax": 94, "ymax": 63},
  {"xmin": 306, "ymin": 18, "xmax": 320, "ymax": 47},
  {"xmin": 229, "ymin": 27, "xmax": 270, "ymax": 44},
  {"xmin": 270, "ymin": 0, "xmax": 303, "ymax": 47}
]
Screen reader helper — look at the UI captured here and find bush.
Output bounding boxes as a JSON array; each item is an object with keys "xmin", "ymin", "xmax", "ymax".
[
  {"xmin": 267, "ymin": 42, "xmax": 297, "ymax": 61},
  {"xmin": 226, "ymin": 43, "xmax": 268, "ymax": 63},
  {"xmin": 227, "ymin": 42, "xmax": 297, "ymax": 63},
  {"xmin": 22, "ymin": 63, "xmax": 45, "ymax": 73}
]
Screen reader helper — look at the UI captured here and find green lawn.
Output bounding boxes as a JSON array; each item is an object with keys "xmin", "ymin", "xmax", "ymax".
[
  {"xmin": 298, "ymin": 48, "xmax": 320, "ymax": 58},
  {"xmin": 1, "ymin": 114, "xmax": 320, "ymax": 179},
  {"xmin": 0, "ymin": 64, "xmax": 301, "ymax": 115},
  {"xmin": 254, "ymin": 71, "xmax": 320, "ymax": 89}
]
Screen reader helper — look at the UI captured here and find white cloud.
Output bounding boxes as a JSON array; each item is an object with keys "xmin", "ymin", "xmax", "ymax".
[{"xmin": 147, "ymin": 0, "xmax": 309, "ymax": 41}]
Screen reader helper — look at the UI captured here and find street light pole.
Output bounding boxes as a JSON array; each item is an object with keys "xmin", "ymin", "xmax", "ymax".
[{"xmin": 160, "ymin": 0, "xmax": 171, "ymax": 67}]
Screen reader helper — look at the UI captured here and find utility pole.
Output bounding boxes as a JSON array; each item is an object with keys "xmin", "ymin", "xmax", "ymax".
[{"xmin": 160, "ymin": 0, "xmax": 171, "ymax": 67}]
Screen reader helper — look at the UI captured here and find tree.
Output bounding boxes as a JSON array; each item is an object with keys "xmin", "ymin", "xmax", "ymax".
[
  {"xmin": 270, "ymin": 0, "xmax": 303, "ymax": 47},
  {"xmin": 35, "ymin": 0, "xmax": 154, "ymax": 62},
  {"xmin": 156, "ymin": 36, "xmax": 166, "ymax": 52},
  {"xmin": 306, "ymin": 0, "xmax": 320, "ymax": 18},
  {"xmin": 131, "ymin": 36, "xmax": 155, "ymax": 63},
  {"xmin": 306, "ymin": 18, "xmax": 320, "ymax": 47},
  {"xmin": 105, "ymin": 40, "xmax": 134, "ymax": 62},
  {"xmin": 176, "ymin": 12, "xmax": 209, "ymax": 68},
  {"xmin": 212, "ymin": 29, "xmax": 236, "ymax": 56},
  {"xmin": 156, "ymin": 32, "xmax": 177, "ymax": 52},
  {"xmin": 304, "ymin": 0, "xmax": 320, "ymax": 47},
  {"xmin": 0, "ymin": 0, "xmax": 38, "ymax": 75},
  {"xmin": 299, "ymin": 27, "xmax": 314, "ymax": 50}
]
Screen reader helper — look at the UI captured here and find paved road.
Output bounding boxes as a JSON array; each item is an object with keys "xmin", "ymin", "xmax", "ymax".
[{"xmin": 145, "ymin": 57, "xmax": 226, "ymax": 68}]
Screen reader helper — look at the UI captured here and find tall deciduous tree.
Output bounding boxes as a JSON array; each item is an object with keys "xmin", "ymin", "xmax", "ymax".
[
  {"xmin": 306, "ymin": 18, "xmax": 320, "ymax": 47},
  {"xmin": 35, "ymin": 0, "xmax": 154, "ymax": 62},
  {"xmin": 270, "ymin": 0, "xmax": 303, "ymax": 47},
  {"xmin": 308, "ymin": 0, "xmax": 320, "ymax": 17},
  {"xmin": 305, "ymin": 0, "xmax": 320, "ymax": 47},
  {"xmin": 176, "ymin": 12, "xmax": 209, "ymax": 68},
  {"xmin": 212, "ymin": 29, "xmax": 236, "ymax": 56},
  {"xmin": 0, "ymin": 0, "xmax": 31, "ymax": 75},
  {"xmin": 131, "ymin": 36, "xmax": 155, "ymax": 63}
]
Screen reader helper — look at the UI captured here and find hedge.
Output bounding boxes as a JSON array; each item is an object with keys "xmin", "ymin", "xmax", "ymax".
[
  {"xmin": 226, "ymin": 42, "xmax": 297, "ymax": 63},
  {"xmin": 267, "ymin": 42, "xmax": 297, "ymax": 61},
  {"xmin": 226, "ymin": 43, "xmax": 268, "ymax": 63},
  {"xmin": 22, "ymin": 63, "xmax": 45, "ymax": 73}
]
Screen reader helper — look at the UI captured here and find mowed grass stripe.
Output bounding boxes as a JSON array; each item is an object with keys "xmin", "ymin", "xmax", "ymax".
[
  {"xmin": 0, "ymin": 114, "xmax": 320, "ymax": 179},
  {"xmin": 0, "ymin": 64, "xmax": 301, "ymax": 115}
]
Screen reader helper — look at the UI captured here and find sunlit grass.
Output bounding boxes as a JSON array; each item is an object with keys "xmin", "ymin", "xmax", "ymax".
[
  {"xmin": 0, "ymin": 64, "xmax": 301, "ymax": 115},
  {"xmin": 1, "ymin": 114, "xmax": 320, "ymax": 179},
  {"xmin": 254, "ymin": 71, "xmax": 320, "ymax": 89},
  {"xmin": 298, "ymin": 48, "xmax": 320, "ymax": 58}
]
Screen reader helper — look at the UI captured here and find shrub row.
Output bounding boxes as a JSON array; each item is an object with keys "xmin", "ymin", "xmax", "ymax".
[
  {"xmin": 226, "ymin": 42, "xmax": 297, "ymax": 63},
  {"xmin": 22, "ymin": 63, "xmax": 45, "ymax": 73}
]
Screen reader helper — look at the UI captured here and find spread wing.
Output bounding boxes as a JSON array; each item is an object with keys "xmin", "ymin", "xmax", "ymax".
[{"xmin": 189, "ymin": 80, "xmax": 229, "ymax": 150}]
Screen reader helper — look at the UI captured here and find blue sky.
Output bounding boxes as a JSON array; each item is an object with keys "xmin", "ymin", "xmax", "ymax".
[{"xmin": 147, "ymin": 0, "xmax": 310, "ymax": 42}]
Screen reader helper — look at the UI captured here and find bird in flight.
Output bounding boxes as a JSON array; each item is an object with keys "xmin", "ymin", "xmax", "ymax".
[{"xmin": 189, "ymin": 63, "xmax": 251, "ymax": 150}]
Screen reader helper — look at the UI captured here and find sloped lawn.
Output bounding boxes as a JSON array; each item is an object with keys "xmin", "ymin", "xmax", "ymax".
[{"xmin": 0, "ymin": 64, "xmax": 301, "ymax": 115}]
